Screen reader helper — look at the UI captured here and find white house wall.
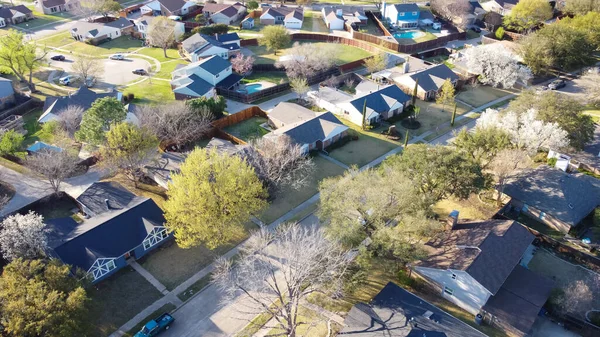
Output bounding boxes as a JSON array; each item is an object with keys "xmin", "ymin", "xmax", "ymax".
[
  {"xmin": 195, "ymin": 45, "xmax": 230, "ymax": 61},
  {"xmin": 284, "ymin": 18, "xmax": 302, "ymax": 29},
  {"xmin": 211, "ymin": 13, "xmax": 235, "ymax": 25},
  {"xmin": 414, "ymin": 267, "xmax": 492, "ymax": 315}
]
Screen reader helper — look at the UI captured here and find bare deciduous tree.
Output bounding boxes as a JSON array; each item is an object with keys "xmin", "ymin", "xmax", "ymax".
[
  {"xmin": 77, "ymin": 0, "xmax": 121, "ymax": 21},
  {"xmin": 136, "ymin": 101, "xmax": 213, "ymax": 148},
  {"xmin": 431, "ymin": 0, "xmax": 472, "ymax": 28},
  {"xmin": 0, "ymin": 211, "xmax": 48, "ymax": 261},
  {"xmin": 579, "ymin": 68, "xmax": 600, "ymax": 108},
  {"xmin": 245, "ymin": 135, "xmax": 315, "ymax": 192},
  {"xmin": 213, "ymin": 224, "xmax": 351, "ymax": 337},
  {"xmin": 364, "ymin": 52, "xmax": 387, "ymax": 74},
  {"xmin": 147, "ymin": 16, "xmax": 176, "ymax": 58},
  {"xmin": 553, "ymin": 279, "xmax": 598, "ymax": 315},
  {"xmin": 276, "ymin": 42, "xmax": 336, "ymax": 78},
  {"xmin": 72, "ymin": 54, "xmax": 102, "ymax": 84},
  {"xmin": 489, "ymin": 149, "xmax": 532, "ymax": 204},
  {"xmin": 27, "ymin": 149, "xmax": 80, "ymax": 194},
  {"xmin": 57, "ymin": 105, "xmax": 84, "ymax": 137}
]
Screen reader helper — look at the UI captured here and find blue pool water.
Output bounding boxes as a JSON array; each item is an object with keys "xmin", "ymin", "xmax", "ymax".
[
  {"xmin": 393, "ymin": 31, "xmax": 424, "ymax": 39},
  {"xmin": 244, "ymin": 83, "xmax": 263, "ymax": 94}
]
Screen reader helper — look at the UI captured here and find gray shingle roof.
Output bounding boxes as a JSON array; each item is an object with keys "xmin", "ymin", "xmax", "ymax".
[
  {"xmin": 197, "ymin": 55, "xmax": 231, "ymax": 75},
  {"xmin": 409, "ymin": 64, "xmax": 459, "ymax": 92},
  {"xmin": 503, "ymin": 166, "xmax": 600, "ymax": 226},
  {"xmin": 41, "ymin": 0, "xmax": 66, "ymax": 7},
  {"xmin": 275, "ymin": 111, "xmax": 348, "ymax": 147},
  {"xmin": 157, "ymin": 0, "xmax": 187, "ymax": 12},
  {"xmin": 40, "ymin": 86, "xmax": 120, "ymax": 120},
  {"xmin": 392, "ymin": 3, "xmax": 420, "ymax": 13},
  {"xmin": 341, "ymin": 282, "xmax": 488, "ymax": 337},
  {"xmin": 75, "ymin": 182, "xmax": 137, "ymax": 217},
  {"xmin": 181, "ymin": 33, "xmax": 241, "ymax": 54},
  {"xmin": 349, "ymin": 85, "xmax": 411, "ymax": 115},
  {"xmin": 0, "ymin": 77, "xmax": 14, "ymax": 99},
  {"xmin": 269, "ymin": 102, "xmax": 317, "ymax": 126},
  {"xmin": 217, "ymin": 6, "xmax": 238, "ymax": 18},
  {"xmin": 104, "ymin": 17, "xmax": 134, "ymax": 29}
]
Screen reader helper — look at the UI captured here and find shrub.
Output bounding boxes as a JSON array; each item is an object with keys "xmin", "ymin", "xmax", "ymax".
[
  {"xmin": 128, "ymin": 93, "xmax": 134, "ymax": 101},
  {"xmin": 0, "ymin": 130, "xmax": 24, "ymax": 156},
  {"xmin": 495, "ymin": 27, "xmax": 505, "ymax": 40},
  {"xmin": 547, "ymin": 157, "xmax": 557, "ymax": 167},
  {"xmin": 532, "ymin": 151, "xmax": 548, "ymax": 163}
]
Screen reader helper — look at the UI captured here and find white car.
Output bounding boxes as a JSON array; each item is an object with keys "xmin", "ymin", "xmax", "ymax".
[
  {"xmin": 109, "ymin": 54, "xmax": 125, "ymax": 60},
  {"xmin": 59, "ymin": 75, "xmax": 79, "ymax": 86},
  {"xmin": 85, "ymin": 76, "xmax": 96, "ymax": 88}
]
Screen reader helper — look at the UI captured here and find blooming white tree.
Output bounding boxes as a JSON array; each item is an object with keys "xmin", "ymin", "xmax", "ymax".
[
  {"xmin": 0, "ymin": 212, "xmax": 48, "ymax": 261},
  {"xmin": 231, "ymin": 54, "xmax": 255, "ymax": 75},
  {"xmin": 476, "ymin": 108, "xmax": 569, "ymax": 153},
  {"xmin": 464, "ymin": 44, "xmax": 532, "ymax": 88}
]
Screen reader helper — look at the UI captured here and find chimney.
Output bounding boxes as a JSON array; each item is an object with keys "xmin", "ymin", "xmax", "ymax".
[
  {"xmin": 105, "ymin": 198, "xmax": 110, "ymax": 210},
  {"xmin": 447, "ymin": 210, "xmax": 459, "ymax": 230}
]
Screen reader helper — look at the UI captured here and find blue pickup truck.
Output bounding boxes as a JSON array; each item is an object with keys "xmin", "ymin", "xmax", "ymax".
[{"xmin": 134, "ymin": 313, "xmax": 174, "ymax": 337}]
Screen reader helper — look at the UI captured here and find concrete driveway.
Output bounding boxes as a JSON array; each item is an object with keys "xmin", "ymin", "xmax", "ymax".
[
  {"xmin": 47, "ymin": 52, "xmax": 151, "ymax": 89},
  {"xmin": 530, "ymin": 317, "xmax": 581, "ymax": 337}
]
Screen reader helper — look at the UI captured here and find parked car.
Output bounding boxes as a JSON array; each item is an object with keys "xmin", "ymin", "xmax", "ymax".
[
  {"xmin": 132, "ymin": 69, "xmax": 147, "ymax": 75},
  {"xmin": 548, "ymin": 79, "xmax": 566, "ymax": 90},
  {"xmin": 58, "ymin": 75, "xmax": 79, "ymax": 86},
  {"xmin": 134, "ymin": 313, "xmax": 174, "ymax": 337},
  {"xmin": 50, "ymin": 55, "xmax": 65, "ymax": 61},
  {"xmin": 168, "ymin": 15, "xmax": 181, "ymax": 21},
  {"xmin": 85, "ymin": 76, "xmax": 96, "ymax": 88},
  {"xmin": 260, "ymin": 3, "xmax": 271, "ymax": 7},
  {"xmin": 109, "ymin": 54, "xmax": 125, "ymax": 60}
]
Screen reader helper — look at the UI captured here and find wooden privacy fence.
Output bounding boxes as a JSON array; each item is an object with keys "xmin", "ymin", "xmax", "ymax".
[
  {"xmin": 0, "ymin": 98, "xmax": 41, "ymax": 121},
  {"xmin": 212, "ymin": 106, "xmax": 268, "ymax": 129}
]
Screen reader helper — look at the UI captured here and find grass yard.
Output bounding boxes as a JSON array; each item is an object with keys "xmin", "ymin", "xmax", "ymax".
[
  {"xmin": 258, "ymin": 155, "xmax": 346, "ymax": 224},
  {"xmin": 139, "ymin": 223, "xmax": 254, "ymax": 290},
  {"xmin": 135, "ymin": 47, "xmax": 181, "ymax": 63},
  {"xmin": 177, "ymin": 273, "xmax": 213, "ymax": 302},
  {"xmin": 36, "ymin": 31, "xmax": 74, "ymax": 48},
  {"xmin": 223, "ymin": 116, "xmax": 269, "ymax": 141},
  {"xmin": 123, "ymin": 303, "xmax": 177, "ymax": 337},
  {"xmin": 433, "ymin": 193, "xmax": 499, "ymax": 221},
  {"xmin": 85, "ymin": 267, "xmax": 164, "ymax": 337},
  {"xmin": 22, "ymin": 108, "xmax": 52, "ymax": 148},
  {"xmin": 15, "ymin": 5, "xmax": 75, "ymax": 30},
  {"xmin": 268, "ymin": 306, "xmax": 341, "ymax": 337},
  {"xmin": 360, "ymin": 20, "xmax": 385, "ymax": 36},
  {"xmin": 246, "ymin": 42, "xmax": 372, "ymax": 65},
  {"xmin": 328, "ymin": 122, "xmax": 400, "ymax": 168},
  {"xmin": 66, "ymin": 37, "xmax": 146, "ymax": 56},
  {"xmin": 456, "ymin": 86, "xmax": 512, "ymax": 108},
  {"xmin": 19, "ymin": 193, "xmax": 78, "ymax": 219},
  {"xmin": 241, "ymin": 71, "xmax": 288, "ymax": 84},
  {"xmin": 124, "ymin": 79, "xmax": 174, "ymax": 104},
  {"xmin": 528, "ymin": 249, "xmax": 600, "ymax": 319},
  {"xmin": 301, "ymin": 11, "xmax": 329, "ymax": 33},
  {"xmin": 154, "ymin": 59, "xmax": 189, "ymax": 79},
  {"xmin": 584, "ymin": 110, "xmax": 600, "ymax": 123},
  {"xmin": 395, "ymin": 100, "xmax": 471, "ymax": 136}
]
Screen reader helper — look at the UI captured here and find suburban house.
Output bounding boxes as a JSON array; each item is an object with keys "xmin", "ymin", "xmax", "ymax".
[
  {"xmin": 266, "ymin": 103, "xmax": 348, "ymax": 154},
  {"xmin": 341, "ymin": 282, "xmax": 488, "ymax": 337},
  {"xmin": 309, "ymin": 84, "xmax": 411, "ymax": 127},
  {"xmin": 393, "ymin": 64, "xmax": 460, "ymax": 100},
  {"xmin": 321, "ymin": 6, "xmax": 367, "ymax": 30},
  {"xmin": 382, "ymin": 3, "xmax": 420, "ymax": 29},
  {"xmin": 241, "ymin": 17, "xmax": 254, "ymax": 29},
  {"xmin": 0, "ymin": 5, "xmax": 34, "ymax": 26},
  {"xmin": 38, "ymin": 86, "xmax": 123, "ymax": 123},
  {"xmin": 139, "ymin": 0, "xmax": 199, "ymax": 17},
  {"xmin": 70, "ymin": 17, "xmax": 135, "ymax": 42},
  {"xmin": 145, "ymin": 152, "xmax": 186, "ymax": 189},
  {"xmin": 180, "ymin": 32, "xmax": 241, "ymax": 62},
  {"xmin": 74, "ymin": 182, "xmax": 137, "ymax": 218},
  {"xmin": 206, "ymin": 137, "xmax": 250, "ymax": 156},
  {"xmin": 550, "ymin": 126, "xmax": 600, "ymax": 175},
  {"xmin": 46, "ymin": 194, "xmax": 172, "ymax": 284},
  {"xmin": 481, "ymin": 0, "xmax": 520, "ymax": 15},
  {"xmin": 501, "ymin": 166, "xmax": 600, "ymax": 234},
  {"xmin": 37, "ymin": 0, "xmax": 80, "ymax": 14},
  {"xmin": 414, "ymin": 215, "xmax": 554, "ymax": 336},
  {"xmin": 0, "ymin": 77, "xmax": 15, "ymax": 111},
  {"xmin": 170, "ymin": 55, "xmax": 242, "ymax": 99},
  {"xmin": 203, "ymin": 2, "xmax": 246, "ymax": 23},
  {"xmin": 134, "ymin": 15, "xmax": 185, "ymax": 41},
  {"xmin": 260, "ymin": 6, "xmax": 304, "ymax": 29}
]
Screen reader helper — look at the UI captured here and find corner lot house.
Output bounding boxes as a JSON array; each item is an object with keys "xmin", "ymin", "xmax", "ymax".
[
  {"xmin": 341, "ymin": 282, "xmax": 488, "ymax": 337},
  {"xmin": 38, "ymin": 86, "xmax": 122, "ymax": 123},
  {"xmin": 321, "ymin": 6, "xmax": 367, "ymax": 30},
  {"xmin": 382, "ymin": 3, "xmax": 420, "ymax": 29},
  {"xmin": 260, "ymin": 6, "xmax": 304, "ymax": 29},
  {"xmin": 37, "ymin": 0, "xmax": 80, "ymax": 14},
  {"xmin": 180, "ymin": 32, "xmax": 241, "ymax": 62},
  {"xmin": 266, "ymin": 103, "xmax": 348, "ymax": 154},
  {"xmin": 203, "ymin": 2, "xmax": 246, "ymax": 22},
  {"xmin": 171, "ymin": 55, "xmax": 242, "ymax": 99},
  {"xmin": 135, "ymin": 15, "xmax": 185, "ymax": 41},
  {"xmin": 47, "ymin": 184, "xmax": 172, "ymax": 283},
  {"xmin": 414, "ymin": 216, "xmax": 554, "ymax": 336},
  {"xmin": 0, "ymin": 77, "xmax": 16, "ymax": 111},
  {"xmin": 140, "ymin": 0, "xmax": 199, "ymax": 17},
  {"xmin": 70, "ymin": 18, "xmax": 134, "ymax": 42},
  {"xmin": 502, "ymin": 166, "xmax": 600, "ymax": 233},
  {"xmin": 0, "ymin": 5, "xmax": 34, "ymax": 26},
  {"xmin": 394, "ymin": 64, "xmax": 459, "ymax": 100}
]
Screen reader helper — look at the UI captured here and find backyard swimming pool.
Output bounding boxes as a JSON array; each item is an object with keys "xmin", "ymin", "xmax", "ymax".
[
  {"xmin": 393, "ymin": 31, "xmax": 425, "ymax": 39},
  {"xmin": 240, "ymin": 83, "xmax": 264, "ymax": 94}
]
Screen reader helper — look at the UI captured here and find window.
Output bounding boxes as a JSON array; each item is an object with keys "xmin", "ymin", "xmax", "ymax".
[
  {"xmin": 399, "ymin": 12, "xmax": 405, "ymax": 16},
  {"xmin": 90, "ymin": 259, "xmax": 117, "ymax": 281},
  {"xmin": 451, "ymin": 273, "xmax": 457, "ymax": 280},
  {"xmin": 143, "ymin": 228, "xmax": 169, "ymax": 250},
  {"xmin": 444, "ymin": 286, "xmax": 454, "ymax": 296},
  {"xmin": 412, "ymin": 12, "xmax": 418, "ymax": 15}
]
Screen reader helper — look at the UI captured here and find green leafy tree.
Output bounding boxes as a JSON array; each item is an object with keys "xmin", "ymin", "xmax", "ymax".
[
  {"xmin": 0, "ymin": 30, "xmax": 48, "ymax": 91},
  {"xmin": 290, "ymin": 77, "xmax": 309, "ymax": 102},
  {"xmin": 385, "ymin": 144, "xmax": 487, "ymax": 202},
  {"xmin": 564, "ymin": 0, "xmax": 600, "ymax": 15},
  {"xmin": 558, "ymin": 12, "xmax": 600, "ymax": 50},
  {"xmin": 0, "ymin": 258, "xmax": 88, "ymax": 337},
  {"xmin": 453, "ymin": 127, "xmax": 512, "ymax": 169},
  {"xmin": 247, "ymin": 0, "xmax": 259, "ymax": 10},
  {"xmin": 258, "ymin": 25, "xmax": 290, "ymax": 56},
  {"xmin": 507, "ymin": 90, "xmax": 595, "ymax": 150},
  {"xmin": 186, "ymin": 95, "xmax": 225, "ymax": 119},
  {"xmin": 198, "ymin": 24, "xmax": 229, "ymax": 35},
  {"xmin": 495, "ymin": 27, "xmax": 505, "ymax": 40},
  {"xmin": 450, "ymin": 103, "xmax": 457, "ymax": 126},
  {"xmin": 364, "ymin": 52, "xmax": 387, "ymax": 74},
  {"xmin": 436, "ymin": 78, "xmax": 455, "ymax": 113},
  {"xmin": 75, "ymin": 97, "xmax": 127, "ymax": 145},
  {"xmin": 165, "ymin": 148, "xmax": 268, "ymax": 249},
  {"xmin": 0, "ymin": 130, "xmax": 24, "ymax": 156},
  {"xmin": 503, "ymin": 0, "xmax": 553, "ymax": 32},
  {"xmin": 195, "ymin": 13, "xmax": 207, "ymax": 24},
  {"xmin": 101, "ymin": 122, "xmax": 158, "ymax": 187}
]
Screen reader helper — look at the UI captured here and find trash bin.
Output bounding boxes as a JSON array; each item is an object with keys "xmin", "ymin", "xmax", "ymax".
[{"xmin": 475, "ymin": 313, "xmax": 483, "ymax": 325}]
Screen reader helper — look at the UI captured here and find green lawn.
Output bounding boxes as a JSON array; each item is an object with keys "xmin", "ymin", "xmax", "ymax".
[
  {"xmin": 66, "ymin": 37, "xmax": 146, "ymax": 56},
  {"xmin": 36, "ymin": 31, "xmax": 74, "ymax": 48},
  {"xmin": 15, "ymin": 5, "xmax": 74, "ymax": 30},
  {"xmin": 300, "ymin": 11, "xmax": 329, "ymax": 33},
  {"xmin": 241, "ymin": 71, "xmax": 288, "ymax": 84},
  {"xmin": 154, "ymin": 59, "xmax": 188, "ymax": 79},
  {"xmin": 258, "ymin": 155, "xmax": 346, "ymax": 224},
  {"xmin": 247, "ymin": 42, "xmax": 372, "ymax": 65},
  {"xmin": 85, "ymin": 267, "xmax": 163, "ymax": 337},
  {"xmin": 22, "ymin": 108, "xmax": 51, "ymax": 148},
  {"xmin": 136, "ymin": 47, "xmax": 181, "ymax": 63},
  {"xmin": 177, "ymin": 273, "xmax": 213, "ymax": 302},
  {"xmin": 123, "ymin": 303, "xmax": 177, "ymax": 337},
  {"xmin": 394, "ymin": 100, "xmax": 471, "ymax": 136},
  {"xmin": 222, "ymin": 116, "xmax": 269, "ymax": 141},
  {"xmin": 124, "ymin": 79, "xmax": 174, "ymax": 104},
  {"xmin": 328, "ymin": 122, "xmax": 400, "ymax": 168},
  {"xmin": 139, "ymin": 223, "xmax": 253, "ymax": 290},
  {"xmin": 456, "ymin": 86, "xmax": 512, "ymax": 107},
  {"xmin": 584, "ymin": 110, "xmax": 600, "ymax": 123}
]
